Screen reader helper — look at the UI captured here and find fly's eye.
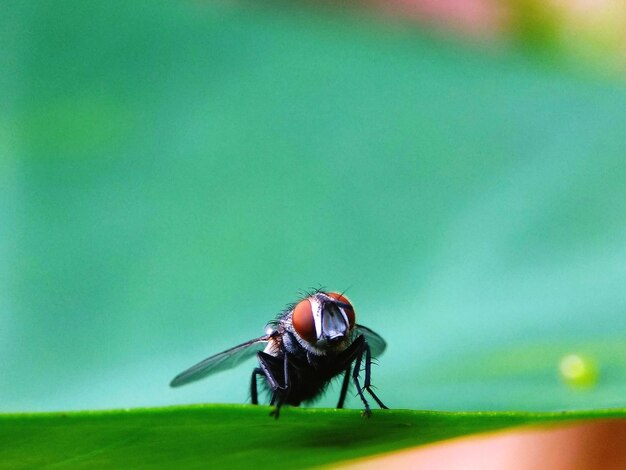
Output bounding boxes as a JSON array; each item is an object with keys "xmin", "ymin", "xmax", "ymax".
[
  {"xmin": 328, "ymin": 292, "xmax": 355, "ymax": 328},
  {"xmin": 292, "ymin": 299, "xmax": 318, "ymax": 343}
]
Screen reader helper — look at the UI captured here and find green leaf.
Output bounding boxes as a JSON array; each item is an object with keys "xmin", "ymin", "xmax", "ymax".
[{"xmin": 2, "ymin": 405, "xmax": 625, "ymax": 468}]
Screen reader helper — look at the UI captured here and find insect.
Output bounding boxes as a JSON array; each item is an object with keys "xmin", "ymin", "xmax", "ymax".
[{"xmin": 170, "ymin": 289, "xmax": 388, "ymax": 418}]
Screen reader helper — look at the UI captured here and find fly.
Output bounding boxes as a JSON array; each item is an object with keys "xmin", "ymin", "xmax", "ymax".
[{"xmin": 170, "ymin": 289, "xmax": 388, "ymax": 418}]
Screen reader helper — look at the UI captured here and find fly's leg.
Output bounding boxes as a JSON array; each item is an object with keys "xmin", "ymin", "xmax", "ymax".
[
  {"xmin": 271, "ymin": 392, "xmax": 286, "ymax": 419},
  {"xmin": 352, "ymin": 346, "xmax": 371, "ymax": 417},
  {"xmin": 269, "ymin": 352, "xmax": 290, "ymax": 419},
  {"xmin": 257, "ymin": 352, "xmax": 281, "ymax": 393},
  {"xmin": 352, "ymin": 339, "xmax": 388, "ymax": 416},
  {"xmin": 363, "ymin": 343, "xmax": 388, "ymax": 409},
  {"xmin": 250, "ymin": 367, "xmax": 264, "ymax": 405},
  {"xmin": 336, "ymin": 365, "xmax": 351, "ymax": 409},
  {"xmin": 258, "ymin": 351, "xmax": 291, "ymax": 419}
]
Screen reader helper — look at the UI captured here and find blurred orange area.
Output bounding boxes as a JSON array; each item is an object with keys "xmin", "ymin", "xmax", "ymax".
[
  {"xmin": 339, "ymin": 419, "xmax": 626, "ymax": 470},
  {"xmin": 371, "ymin": 0, "xmax": 626, "ymax": 70}
]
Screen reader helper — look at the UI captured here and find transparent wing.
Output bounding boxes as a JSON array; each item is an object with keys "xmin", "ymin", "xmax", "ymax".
[
  {"xmin": 170, "ymin": 335, "xmax": 270, "ymax": 387},
  {"xmin": 355, "ymin": 324, "xmax": 387, "ymax": 358}
]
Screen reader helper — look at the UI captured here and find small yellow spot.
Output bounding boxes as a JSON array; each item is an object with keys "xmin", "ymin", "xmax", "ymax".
[{"xmin": 559, "ymin": 354, "xmax": 598, "ymax": 388}]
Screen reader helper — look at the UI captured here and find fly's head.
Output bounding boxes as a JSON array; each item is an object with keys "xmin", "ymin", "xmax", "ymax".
[{"xmin": 288, "ymin": 291, "xmax": 356, "ymax": 355}]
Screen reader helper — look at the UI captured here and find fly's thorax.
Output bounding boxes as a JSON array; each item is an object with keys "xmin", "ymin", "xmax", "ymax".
[{"xmin": 286, "ymin": 292, "xmax": 356, "ymax": 356}]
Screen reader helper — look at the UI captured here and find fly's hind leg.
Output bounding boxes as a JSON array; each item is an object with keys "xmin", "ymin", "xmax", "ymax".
[
  {"xmin": 250, "ymin": 367, "xmax": 264, "ymax": 405},
  {"xmin": 362, "ymin": 342, "xmax": 388, "ymax": 410},
  {"xmin": 352, "ymin": 345, "xmax": 371, "ymax": 417}
]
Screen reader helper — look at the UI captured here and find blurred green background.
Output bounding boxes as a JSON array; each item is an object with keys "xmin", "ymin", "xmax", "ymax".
[{"xmin": 2, "ymin": 1, "xmax": 625, "ymax": 413}]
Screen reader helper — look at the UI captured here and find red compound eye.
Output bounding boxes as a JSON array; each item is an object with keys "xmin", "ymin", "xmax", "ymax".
[
  {"xmin": 292, "ymin": 298, "xmax": 317, "ymax": 343},
  {"xmin": 327, "ymin": 292, "xmax": 355, "ymax": 328}
]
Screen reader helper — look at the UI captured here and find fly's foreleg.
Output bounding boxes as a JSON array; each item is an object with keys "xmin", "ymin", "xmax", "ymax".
[
  {"xmin": 336, "ymin": 365, "xmax": 351, "ymax": 409},
  {"xmin": 269, "ymin": 352, "xmax": 290, "ymax": 419},
  {"xmin": 258, "ymin": 351, "xmax": 290, "ymax": 419}
]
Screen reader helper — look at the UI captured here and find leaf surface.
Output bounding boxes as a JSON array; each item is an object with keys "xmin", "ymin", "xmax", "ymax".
[{"xmin": 2, "ymin": 405, "xmax": 625, "ymax": 469}]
